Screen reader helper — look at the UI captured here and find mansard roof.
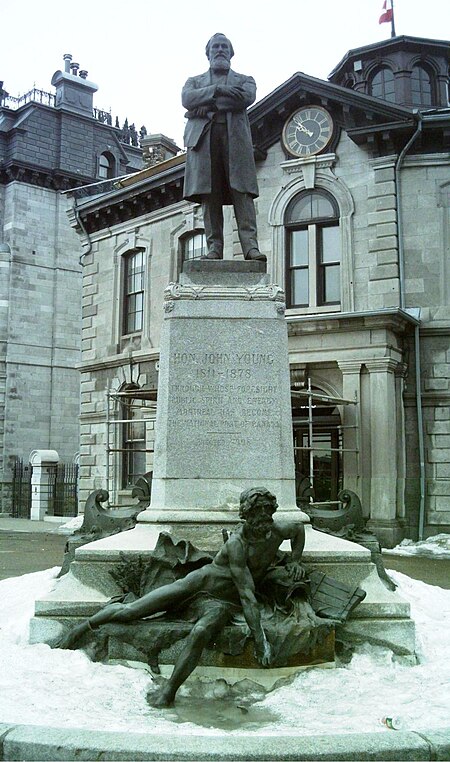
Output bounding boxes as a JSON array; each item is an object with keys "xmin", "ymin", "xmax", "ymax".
[{"xmin": 328, "ymin": 35, "xmax": 450, "ymax": 80}]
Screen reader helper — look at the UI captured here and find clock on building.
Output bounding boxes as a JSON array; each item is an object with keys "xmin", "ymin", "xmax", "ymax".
[{"xmin": 282, "ymin": 106, "xmax": 334, "ymax": 158}]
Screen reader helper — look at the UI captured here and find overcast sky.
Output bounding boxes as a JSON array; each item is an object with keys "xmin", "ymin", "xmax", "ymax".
[{"xmin": 1, "ymin": 0, "xmax": 448, "ymax": 147}]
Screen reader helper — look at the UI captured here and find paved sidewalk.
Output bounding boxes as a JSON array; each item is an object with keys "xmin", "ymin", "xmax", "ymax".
[
  {"xmin": 0, "ymin": 517, "xmax": 70, "ymax": 580},
  {"xmin": 0, "ymin": 517, "xmax": 67, "ymax": 533}
]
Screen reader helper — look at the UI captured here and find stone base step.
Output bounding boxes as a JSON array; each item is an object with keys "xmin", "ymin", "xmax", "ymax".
[{"xmin": 31, "ymin": 524, "xmax": 416, "ymax": 656}]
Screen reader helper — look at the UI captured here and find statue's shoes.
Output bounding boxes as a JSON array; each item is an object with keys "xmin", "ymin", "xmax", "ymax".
[
  {"xmin": 246, "ymin": 249, "xmax": 267, "ymax": 262},
  {"xmin": 201, "ymin": 251, "xmax": 222, "ymax": 260}
]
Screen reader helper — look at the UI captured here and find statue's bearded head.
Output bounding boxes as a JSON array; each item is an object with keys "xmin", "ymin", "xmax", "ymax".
[
  {"xmin": 239, "ymin": 487, "xmax": 277, "ymax": 537},
  {"xmin": 206, "ymin": 33, "xmax": 234, "ymax": 73}
]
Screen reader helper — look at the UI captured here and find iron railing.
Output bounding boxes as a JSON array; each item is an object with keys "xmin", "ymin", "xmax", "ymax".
[
  {"xmin": 1, "ymin": 88, "xmax": 146, "ymax": 147},
  {"xmin": 2, "ymin": 88, "xmax": 55, "ymax": 109},
  {"xmin": 11, "ymin": 459, "xmax": 32, "ymax": 518},
  {"xmin": 11, "ymin": 459, "xmax": 79, "ymax": 519},
  {"xmin": 46, "ymin": 463, "xmax": 79, "ymax": 517}
]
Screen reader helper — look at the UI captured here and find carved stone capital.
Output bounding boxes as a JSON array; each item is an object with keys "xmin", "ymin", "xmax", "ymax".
[
  {"xmin": 394, "ymin": 362, "xmax": 409, "ymax": 378},
  {"xmin": 364, "ymin": 358, "xmax": 400, "ymax": 374},
  {"xmin": 290, "ymin": 364, "xmax": 307, "ymax": 389},
  {"xmin": 337, "ymin": 360, "xmax": 363, "ymax": 375}
]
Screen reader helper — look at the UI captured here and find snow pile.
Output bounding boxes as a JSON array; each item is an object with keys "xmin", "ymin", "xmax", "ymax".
[
  {"xmin": 385, "ymin": 533, "xmax": 450, "ymax": 559},
  {"xmin": 55, "ymin": 515, "xmax": 84, "ymax": 534},
  {"xmin": 0, "ymin": 567, "xmax": 449, "ymax": 736}
]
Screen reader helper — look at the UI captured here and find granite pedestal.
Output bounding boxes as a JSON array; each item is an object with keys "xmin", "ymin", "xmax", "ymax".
[{"xmin": 139, "ymin": 260, "xmax": 306, "ymax": 527}]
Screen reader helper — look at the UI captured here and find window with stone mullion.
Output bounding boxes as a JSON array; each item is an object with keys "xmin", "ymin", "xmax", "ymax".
[
  {"xmin": 285, "ymin": 190, "xmax": 341, "ymax": 310},
  {"xmin": 121, "ymin": 391, "xmax": 147, "ymax": 489},
  {"xmin": 318, "ymin": 225, "xmax": 341, "ymax": 305},
  {"xmin": 370, "ymin": 67, "xmax": 395, "ymax": 102},
  {"xmin": 183, "ymin": 231, "xmax": 206, "ymax": 262},
  {"xmin": 411, "ymin": 65, "xmax": 432, "ymax": 106},
  {"xmin": 123, "ymin": 251, "xmax": 144, "ymax": 334}
]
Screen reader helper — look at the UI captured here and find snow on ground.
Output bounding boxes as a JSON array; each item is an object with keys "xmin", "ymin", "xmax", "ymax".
[
  {"xmin": 55, "ymin": 515, "xmax": 84, "ymax": 534},
  {"xmin": 384, "ymin": 533, "xmax": 450, "ymax": 559},
  {"xmin": 0, "ymin": 567, "xmax": 449, "ymax": 736}
]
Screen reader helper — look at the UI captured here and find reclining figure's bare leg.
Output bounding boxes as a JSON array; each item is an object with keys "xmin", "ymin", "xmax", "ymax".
[
  {"xmin": 55, "ymin": 572, "xmax": 204, "ymax": 650},
  {"xmin": 148, "ymin": 606, "xmax": 230, "ymax": 707}
]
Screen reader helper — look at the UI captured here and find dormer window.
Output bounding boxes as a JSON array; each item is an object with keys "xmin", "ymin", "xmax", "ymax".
[
  {"xmin": 369, "ymin": 66, "xmax": 395, "ymax": 102},
  {"xmin": 98, "ymin": 151, "xmax": 115, "ymax": 180},
  {"xmin": 411, "ymin": 64, "xmax": 433, "ymax": 106}
]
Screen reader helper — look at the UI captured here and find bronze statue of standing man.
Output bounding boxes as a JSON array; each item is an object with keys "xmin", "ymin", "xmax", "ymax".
[{"xmin": 182, "ymin": 33, "xmax": 265, "ymax": 262}]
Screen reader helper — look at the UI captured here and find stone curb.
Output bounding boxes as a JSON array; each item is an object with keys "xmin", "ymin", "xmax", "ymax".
[{"xmin": 1, "ymin": 723, "xmax": 450, "ymax": 761}]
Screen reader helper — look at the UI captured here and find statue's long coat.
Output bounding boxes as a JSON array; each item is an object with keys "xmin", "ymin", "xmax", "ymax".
[{"xmin": 182, "ymin": 69, "xmax": 259, "ymax": 203}]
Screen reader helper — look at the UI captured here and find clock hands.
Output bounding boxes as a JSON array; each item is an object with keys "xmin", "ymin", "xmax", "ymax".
[{"xmin": 293, "ymin": 114, "xmax": 314, "ymax": 138}]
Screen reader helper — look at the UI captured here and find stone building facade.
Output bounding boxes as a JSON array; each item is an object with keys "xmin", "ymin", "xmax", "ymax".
[
  {"xmin": 69, "ymin": 35, "xmax": 449, "ymax": 546},
  {"xmin": 0, "ymin": 55, "xmax": 143, "ymax": 514}
]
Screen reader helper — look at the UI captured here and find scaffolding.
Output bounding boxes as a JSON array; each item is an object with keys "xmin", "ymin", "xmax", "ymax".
[
  {"xmin": 105, "ymin": 386, "xmax": 157, "ymax": 505},
  {"xmin": 291, "ymin": 377, "xmax": 359, "ymax": 507},
  {"xmin": 102, "ymin": 378, "xmax": 358, "ymax": 508}
]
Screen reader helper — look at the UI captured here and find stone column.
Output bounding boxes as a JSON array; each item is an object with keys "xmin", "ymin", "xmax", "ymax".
[
  {"xmin": 395, "ymin": 363, "xmax": 408, "ymax": 519},
  {"xmin": 30, "ymin": 449, "xmax": 59, "ymax": 521},
  {"xmin": 364, "ymin": 359, "xmax": 400, "ymax": 532},
  {"xmin": 337, "ymin": 360, "xmax": 362, "ymax": 497}
]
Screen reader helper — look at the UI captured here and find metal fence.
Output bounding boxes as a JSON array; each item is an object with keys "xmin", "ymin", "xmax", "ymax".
[
  {"xmin": 47, "ymin": 463, "xmax": 79, "ymax": 518},
  {"xmin": 11, "ymin": 459, "xmax": 32, "ymax": 518},
  {"xmin": 11, "ymin": 459, "xmax": 79, "ymax": 519}
]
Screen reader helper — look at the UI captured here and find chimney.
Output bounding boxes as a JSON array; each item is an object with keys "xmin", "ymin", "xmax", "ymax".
[
  {"xmin": 51, "ymin": 54, "xmax": 98, "ymax": 116},
  {"xmin": 141, "ymin": 133, "xmax": 181, "ymax": 168}
]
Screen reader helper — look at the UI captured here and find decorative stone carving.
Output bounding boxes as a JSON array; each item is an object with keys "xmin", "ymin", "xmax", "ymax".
[
  {"xmin": 163, "ymin": 282, "xmax": 285, "ymax": 306},
  {"xmin": 58, "ymin": 474, "xmax": 153, "ymax": 576},
  {"xmin": 305, "ymin": 489, "xmax": 397, "ymax": 591}
]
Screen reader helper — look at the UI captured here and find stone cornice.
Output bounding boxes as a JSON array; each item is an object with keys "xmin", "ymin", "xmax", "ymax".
[
  {"xmin": 419, "ymin": 325, "xmax": 450, "ymax": 336},
  {"xmin": 0, "ymin": 160, "xmax": 94, "ymax": 192},
  {"xmin": 286, "ymin": 308, "xmax": 419, "ymax": 336},
  {"xmin": 79, "ymin": 349, "xmax": 160, "ymax": 373},
  {"xmin": 75, "ymin": 165, "xmax": 185, "ymax": 234},
  {"xmin": 404, "ymin": 391, "xmax": 450, "ymax": 407}
]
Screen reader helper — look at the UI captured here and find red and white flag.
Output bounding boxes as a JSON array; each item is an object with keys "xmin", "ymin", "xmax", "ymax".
[{"xmin": 379, "ymin": 0, "xmax": 393, "ymax": 24}]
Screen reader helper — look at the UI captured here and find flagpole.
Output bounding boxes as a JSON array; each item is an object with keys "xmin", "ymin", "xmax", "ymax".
[{"xmin": 390, "ymin": 0, "xmax": 396, "ymax": 37}]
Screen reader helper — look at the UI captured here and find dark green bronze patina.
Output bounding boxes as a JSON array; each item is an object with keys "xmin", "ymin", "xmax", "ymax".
[{"xmin": 55, "ymin": 487, "xmax": 365, "ymax": 707}]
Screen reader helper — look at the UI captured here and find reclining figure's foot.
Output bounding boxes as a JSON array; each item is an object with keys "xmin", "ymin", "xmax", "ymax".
[
  {"xmin": 147, "ymin": 685, "xmax": 176, "ymax": 708},
  {"xmin": 54, "ymin": 621, "xmax": 90, "ymax": 650}
]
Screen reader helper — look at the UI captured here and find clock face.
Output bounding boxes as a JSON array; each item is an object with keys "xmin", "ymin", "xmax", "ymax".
[{"xmin": 282, "ymin": 107, "xmax": 334, "ymax": 158}]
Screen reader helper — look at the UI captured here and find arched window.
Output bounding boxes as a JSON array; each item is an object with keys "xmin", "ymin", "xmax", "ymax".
[
  {"xmin": 123, "ymin": 250, "xmax": 145, "ymax": 334},
  {"xmin": 182, "ymin": 231, "xmax": 207, "ymax": 263},
  {"xmin": 98, "ymin": 151, "xmax": 115, "ymax": 179},
  {"xmin": 370, "ymin": 66, "xmax": 395, "ymax": 102},
  {"xmin": 285, "ymin": 190, "xmax": 341, "ymax": 309},
  {"xmin": 411, "ymin": 64, "xmax": 433, "ymax": 106}
]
